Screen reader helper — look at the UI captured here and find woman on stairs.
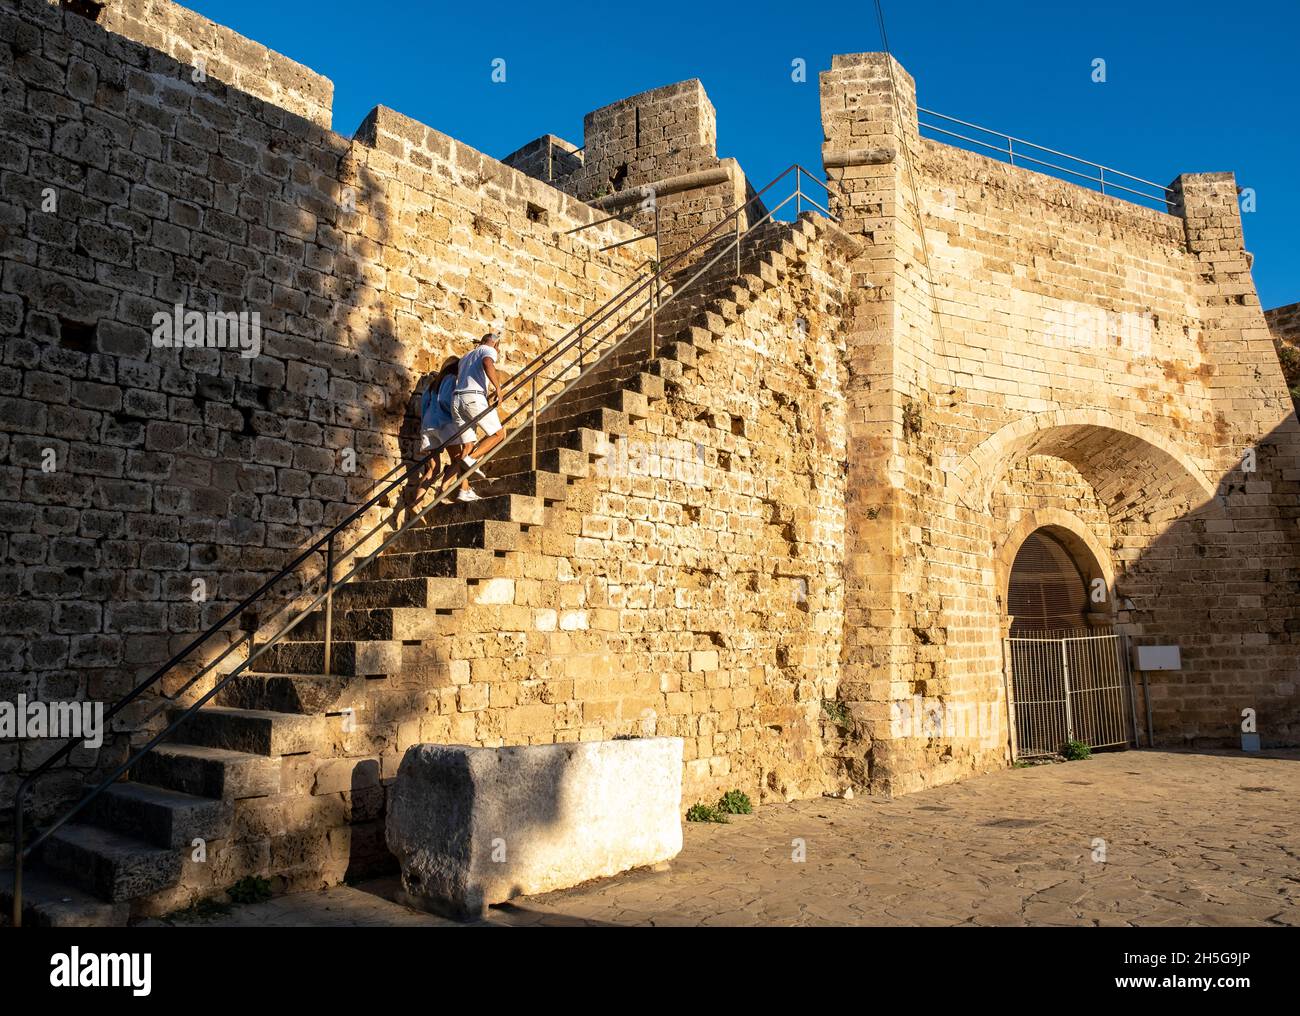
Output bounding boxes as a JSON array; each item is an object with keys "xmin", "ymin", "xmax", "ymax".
[
  {"xmin": 403, "ymin": 356, "xmax": 472, "ymax": 518},
  {"xmin": 450, "ymin": 329, "xmax": 507, "ymax": 502}
]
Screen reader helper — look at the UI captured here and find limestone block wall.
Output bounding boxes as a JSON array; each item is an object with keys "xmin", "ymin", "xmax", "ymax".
[
  {"xmin": 500, "ymin": 134, "xmax": 583, "ymax": 187},
  {"xmin": 56, "ymin": 0, "xmax": 334, "ymax": 128},
  {"xmin": 0, "ymin": 0, "xmax": 650, "ymax": 818},
  {"xmin": 281, "ymin": 228, "xmax": 853, "ymax": 871},
  {"xmin": 821, "ymin": 53, "xmax": 1300, "ymax": 793}
]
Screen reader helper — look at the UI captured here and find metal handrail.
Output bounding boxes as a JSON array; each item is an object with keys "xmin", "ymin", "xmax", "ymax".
[
  {"xmin": 9, "ymin": 162, "xmax": 837, "ymax": 925},
  {"xmin": 917, "ymin": 106, "xmax": 1175, "ymax": 207}
]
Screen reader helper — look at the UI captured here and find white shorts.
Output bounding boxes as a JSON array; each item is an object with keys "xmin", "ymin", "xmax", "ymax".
[
  {"xmin": 419, "ymin": 421, "xmax": 463, "ymax": 452},
  {"xmin": 452, "ymin": 392, "xmax": 502, "ymax": 438}
]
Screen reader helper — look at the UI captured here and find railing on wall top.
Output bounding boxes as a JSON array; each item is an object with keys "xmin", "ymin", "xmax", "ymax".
[
  {"xmin": 917, "ymin": 106, "xmax": 1176, "ymax": 209},
  {"xmin": 8, "ymin": 164, "xmax": 836, "ymax": 926}
]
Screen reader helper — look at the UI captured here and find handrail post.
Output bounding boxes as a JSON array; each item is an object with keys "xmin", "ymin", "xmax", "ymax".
[
  {"xmin": 735, "ymin": 210, "xmax": 741, "ymax": 277},
  {"xmin": 530, "ymin": 375, "xmax": 538, "ymax": 471},
  {"xmin": 322, "ymin": 533, "xmax": 334, "ymax": 676},
  {"xmin": 1008, "ymin": 136, "xmax": 1015, "ymax": 167},
  {"xmin": 12, "ymin": 798, "xmax": 23, "ymax": 926},
  {"xmin": 796, "ymin": 170, "xmax": 802, "ymax": 217},
  {"xmin": 1099, "ymin": 166, "xmax": 1106, "ymax": 196},
  {"xmin": 650, "ymin": 205, "xmax": 660, "ymax": 363}
]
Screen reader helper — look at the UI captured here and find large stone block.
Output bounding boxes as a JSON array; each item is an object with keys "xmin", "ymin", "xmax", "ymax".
[{"xmin": 386, "ymin": 738, "xmax": 683, "ymax": 919}]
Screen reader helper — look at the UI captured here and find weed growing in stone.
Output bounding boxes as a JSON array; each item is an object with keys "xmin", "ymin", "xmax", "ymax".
[
  {"xmin": 227, "ymin": 875, "xmax": 273, "ymax": 905},
  {"xmin": 821, "ymin": 698, "xmax": 850, "ymax": 727},
  {"xmin": 717, "ymin": 790, "xmax": 752, "ymax": 815},
  {"xmin": 1062, "ymin": 739, "xmax": 1092, "ymax": 761},
  {"xmin": 686, "ymin": 803, "xmax": 729, "ymax": 823}
]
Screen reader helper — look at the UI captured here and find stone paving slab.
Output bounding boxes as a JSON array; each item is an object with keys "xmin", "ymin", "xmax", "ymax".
[{"xmin": 154, "ymin": 750, "xmax": 1300, "ymax": 927}]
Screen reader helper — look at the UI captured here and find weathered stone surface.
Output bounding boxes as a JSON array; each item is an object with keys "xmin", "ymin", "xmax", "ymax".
[
  {"xmin": 386, "ymin": 739, "xmax": 683, "ymax": 919},
  {"xmin": 131, "ymin": 743, "xmax": 281, "ymax": 800},
  {"xmin": 41, "ymin": 823, "xmax": 182, "ymax": 902},
  {"xmin": 87, "ymin": 782, "xmax": 232, "ymax": 849},
  {"xmin": 0, "ymin": 869, "xmax": 128, "ymax": 928}
]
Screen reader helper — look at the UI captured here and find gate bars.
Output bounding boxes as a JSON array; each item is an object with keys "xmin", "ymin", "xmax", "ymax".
[{"xmin": 1005, "ymin": 631, "xmax": 1138, "ymax": 758}]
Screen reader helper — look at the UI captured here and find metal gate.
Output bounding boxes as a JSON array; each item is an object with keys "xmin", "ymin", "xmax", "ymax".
[{"xmin": 1004, "ymin": 631, "xmax": 1136, "ymax": 758}]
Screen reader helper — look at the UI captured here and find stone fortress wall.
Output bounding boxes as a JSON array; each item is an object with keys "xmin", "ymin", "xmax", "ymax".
[
  {"xmin": 819, "ymin": 54, "xmax": 1299, "ymax": 793},
  {"xmin": 0, "ymin": 0, "xmax": 653, "ymax": 832},
  {"xmin": 1, "ymin": 0, "xmax": 1296, "ymax": 875}
]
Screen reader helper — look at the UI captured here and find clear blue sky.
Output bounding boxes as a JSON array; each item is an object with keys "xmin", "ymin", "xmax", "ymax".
[{"xmin": 187, "ymin": 0, "xmax": 1298, "ymax": 309}]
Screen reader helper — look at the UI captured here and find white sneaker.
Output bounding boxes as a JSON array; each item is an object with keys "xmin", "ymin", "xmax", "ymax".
[
  {"xmin": 457, "ymin": 488, "xmax": 482, "ymax": 502},
  {"xmin": 460, "ymin": 455, "xmax": 486, "ymax": 479}
]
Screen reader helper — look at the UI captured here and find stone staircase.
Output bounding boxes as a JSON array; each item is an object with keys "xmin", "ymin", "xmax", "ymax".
[{"xmin": 2, "ymin": 213, "xmax": 836, "ymax": 926}]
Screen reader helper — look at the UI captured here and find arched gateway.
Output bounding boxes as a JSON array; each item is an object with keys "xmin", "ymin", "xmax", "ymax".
[{"xmin": 1003, "ymin": 527, "xmax": 1137, "ymax": 759}]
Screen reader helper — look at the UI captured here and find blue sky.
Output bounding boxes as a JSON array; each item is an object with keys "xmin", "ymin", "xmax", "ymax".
[{"xmin": 187, "ymin": 0, "xmax": 1298, "ymax": 309}]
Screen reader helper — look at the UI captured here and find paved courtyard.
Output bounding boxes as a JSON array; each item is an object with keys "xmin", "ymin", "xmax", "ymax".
[{"xmin": 161, "ymin": 749, "xmax": 1300, "ymax": 927}]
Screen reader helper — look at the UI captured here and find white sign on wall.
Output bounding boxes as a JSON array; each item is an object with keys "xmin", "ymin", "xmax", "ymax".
[{"xmin": 1133, "ymin": 645, "xmax": 1181, "ymax": 671}]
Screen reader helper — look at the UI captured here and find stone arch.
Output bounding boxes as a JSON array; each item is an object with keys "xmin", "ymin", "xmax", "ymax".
[
  {"xmin": 948, "ymin": 410, "xmax": 1219, "ymax": 519},
  {"xmin": 995, "ymin": 509, "xmax": 1115, "ymax": 601},
  {"xmin": 993, "ymin": 510, "xmax": 1117, "ymax": 631}
]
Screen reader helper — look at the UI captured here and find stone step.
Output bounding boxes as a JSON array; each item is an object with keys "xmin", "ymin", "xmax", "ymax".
[
  {"xmin": 371, "ymin": 547, "xmax": 500, "ymax": 581},
  {"xmin": 491, "ymin": 431, "xmax": 609, "ymax": 478},
  {"xmin": 645, "ymin": 356, "xmax": 686, "ymax": 382},
  {"xmin": 534, "ymin": 405, "xmax": 630, "ymax": 439},
  {"xmin": 568, "ymin": 363, "xmax": 664, "ymax": 407},
  {"xmin": 0, "ymin": 867, "xmax": 128, "ymax": 927},
  {"xmin": 597, "ymin": 336, "xmax": 697, "ymax": 375},
  {"xmin": 334, "ymin": 574, "xmax": 466, "ymax": 609},
  {"xmin": 86, "ymin": 782, "xmax": 232, "ymax": 850},
  {"xmin": 481, "ymin": 445, "xmax": 589, "ymax": 480},
  {"xmin": 130, "ymin": 742, "xmax": 281, "ymax": 799},
  {"xmin": 693, "ymin": 309, "xmax": 729, "ymax": 336},
  {"xmin": 390, "ymin": 518, "xmax": 523, "ymax": 555},
  {"xmin": 216, "ymin": 672, "xmax": 361, "ymax": 714},
  {"xmin": 474, "ymin": 468, "xmax": 571, "ymax": 503},
  {"xmin": 682, "ymin": 325, "xmax": 716, "ymax": 352},
  {"xmin": 413, "ymin": 491, "xmax": 545, "ymax": 528},
  {"xmin": 172, "ymin": 706, "xmax": 329, "ymax": 756},
  {"xmin": 543, "ymin": 387, "xmax": 649, "ymax": 423},
  {"xmin": 253, "ymin": 638, "xmax": 403, "ymax": 677},
  {"xmin": 285, "ymin": 604, "xmax": 459, "ymax": 642},
  {"xmin": 41, "ymin": 823, "xmax": 182, "ymax": 903}
]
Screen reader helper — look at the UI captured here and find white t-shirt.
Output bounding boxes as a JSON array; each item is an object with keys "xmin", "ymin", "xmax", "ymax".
[{"xmin": 455, "ymin": 344, "xmax": 498, "ymax": 396}]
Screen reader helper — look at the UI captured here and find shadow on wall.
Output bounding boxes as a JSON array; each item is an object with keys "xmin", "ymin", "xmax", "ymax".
[
  {"xmin": 0, "ymin": 0, "xmax": 414, "ymax": 849},
  {"xmin": 1121, "ymin": 414, "xmax": 1300, "ymax": 749}
]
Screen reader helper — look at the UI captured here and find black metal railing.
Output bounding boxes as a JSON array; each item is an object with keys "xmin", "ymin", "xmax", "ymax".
[
  {"xmin": 917, "ymin": 106, "xmax": 1175, "ymax": 208},
  {"xmin": 8, "ymin": 163, "xmax": 835, "ymax": 925}
]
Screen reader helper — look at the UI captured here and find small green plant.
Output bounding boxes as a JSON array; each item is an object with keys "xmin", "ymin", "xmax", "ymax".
[
  {"xmin": 227, "ymin": 875, "xmax": 273, "ymax": 905},
  {"xmin": 717, "ymin": 789, "xmax": 752, "ymax": 815},
  {"xmin": 686, "ymin": 803, "xmax": 728, "ymax": 823},
  {"xmin": 1012, "ymin": 759, "xmax": 1034, "ymax": 769},
  {"xmin": 821, "ymin": 698, "xmax": 850, "ymax": 727},
  {"xmin": 902, "ymin": 398, "xmax": 923, "ymax": 439},
  {"xmin": 1061, "ymin": 739, "xmax": 1092, "ymax": 761}
]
